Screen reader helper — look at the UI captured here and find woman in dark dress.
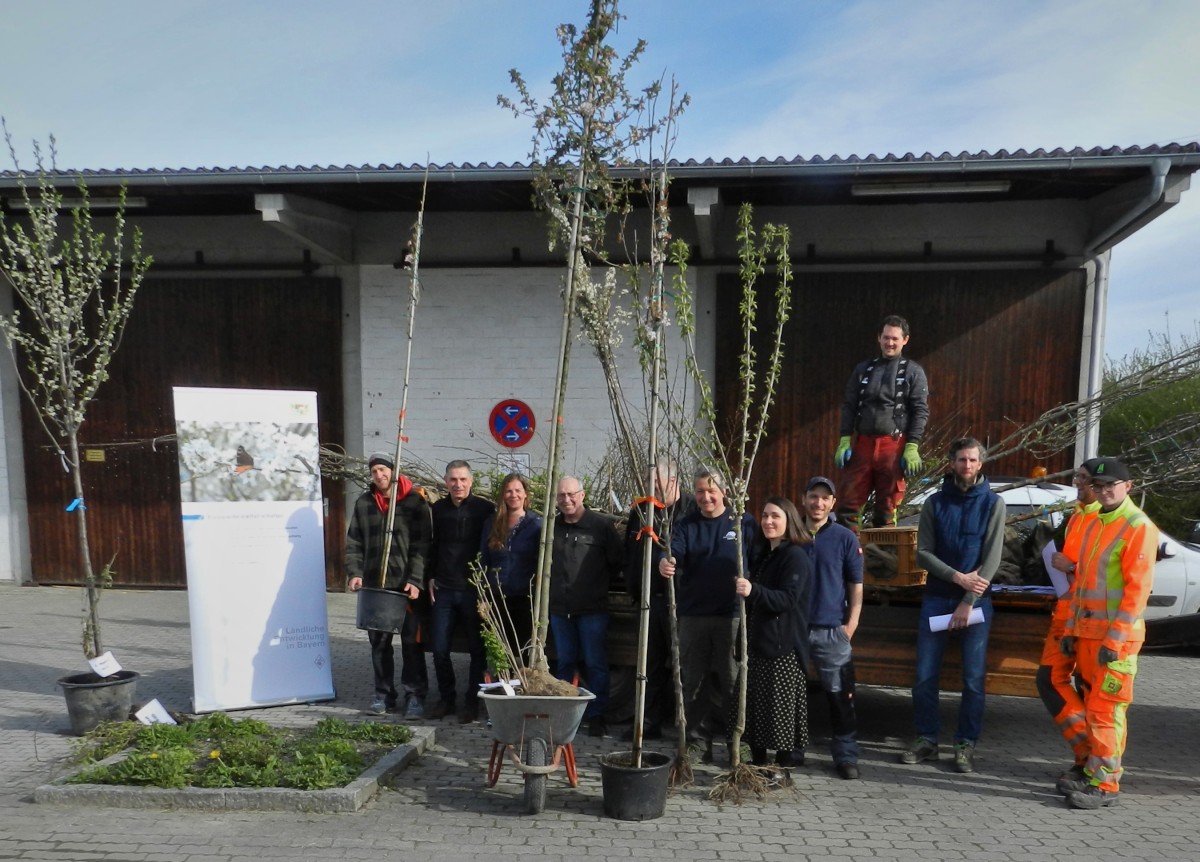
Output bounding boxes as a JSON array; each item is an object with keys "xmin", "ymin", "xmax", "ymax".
[
  {"xmin": 479, "ymin": 473, "xmax": 543, "ymax": 659},
  {"xmin": 734, "ymin": 495, "xmax": 813, "ymax": 773}
]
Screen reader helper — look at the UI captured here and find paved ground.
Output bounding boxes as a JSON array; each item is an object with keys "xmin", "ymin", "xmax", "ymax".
[{"xmin": 2, "ymin": 584, "xmax": 1198, "ymax": 862}]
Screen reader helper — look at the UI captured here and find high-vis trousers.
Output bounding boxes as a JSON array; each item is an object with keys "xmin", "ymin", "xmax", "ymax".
[
  {"xmin": 1035, "ymin": 599, "xmax": 1088, "ymax": 765},
  {"xmin": 838, "ymin": 434, "xmax": 906, "ymax": 530},
  {"xmin": 1074, "ymin": 637, "xmax": 1140, "ymax": 792}
]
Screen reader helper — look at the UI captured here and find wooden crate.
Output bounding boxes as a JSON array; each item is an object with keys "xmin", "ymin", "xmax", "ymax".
[{"xmin": 860, "ymin": 526, "xmax": 927, "ymax": 587}]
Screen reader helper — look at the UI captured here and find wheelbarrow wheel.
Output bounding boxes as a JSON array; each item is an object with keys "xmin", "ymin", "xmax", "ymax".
[{"xmin": 524, "ymin": 736, "xmax": 548, "ymax": 814}]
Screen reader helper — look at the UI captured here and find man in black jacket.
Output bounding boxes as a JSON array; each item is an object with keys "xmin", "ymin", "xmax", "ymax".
[
  {"xmin": 427, "ymin": 460, "xmax": 495, "ymax": 724},
  {"xmin": 835, "ymin": 314, "xmax": 930, "ymax": 531},
  {"xmin": 346, "ymin": 453, "xmax": 431, "ymax": 716},
  {"xmin": 550, "ymin": 475, "xmax": 624, "ymax": 737}
]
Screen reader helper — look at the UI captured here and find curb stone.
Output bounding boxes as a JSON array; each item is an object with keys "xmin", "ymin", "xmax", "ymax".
[{"xmin": 31, "ymin": 725, "xmax": 435, "ymax": 812}]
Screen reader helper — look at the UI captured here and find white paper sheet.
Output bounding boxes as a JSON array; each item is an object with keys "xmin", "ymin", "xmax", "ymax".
[
  {"xmin": 88, "ymin": 651, "xmax": 123, "ymax": 677},
  {"xmin": 1042, "ymin": 541, "xmax": 1071, "ymax": 597},
  {"xmin": 928, "ymin": 606, "xmax": 985, "ymax": 632},
  {"xmin": 135, "ymin": 699, "xmax": 177, "ymax": 725}
]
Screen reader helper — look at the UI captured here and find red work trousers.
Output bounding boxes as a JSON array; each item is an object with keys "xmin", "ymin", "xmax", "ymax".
[
  {"xmin": 1036, "ymin": 599, "xmax": 1087, "ymax": 764},
  {"xmin": 839, "ymin": 434, "xmax": 905, "ymax": 530},
  {"xmin": 1074, "ymin": 637, "xmax": 1140, "ymax": 792}
]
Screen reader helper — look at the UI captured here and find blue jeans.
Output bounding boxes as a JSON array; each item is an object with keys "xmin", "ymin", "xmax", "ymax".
[
  {"xmin": 430, "ymin": 587, "xmax": 485, "ymax": 707},
  {"xmin": 913, "ymin": 593, "xmax": 993, "ymax": 745},
  {"xmin": 550, "ymin": 612, "xmax": 609, "ymax": 721}
]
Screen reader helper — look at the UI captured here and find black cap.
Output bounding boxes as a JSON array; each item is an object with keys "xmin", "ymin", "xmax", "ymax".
[
  {"xmin": 1078, "ymin": 457, "xmax": 1102, "ymax": 477},
  {"xmin": 806, "ymin": 475, "xmax": 836, "ymax": 495},
  {"xmin": 368, "ymin": 452, "xmax": 394, "ymax": 470},
  {"xmin": 1089, "ymin": 458, "xmax": 1130, "ymax": 483}
]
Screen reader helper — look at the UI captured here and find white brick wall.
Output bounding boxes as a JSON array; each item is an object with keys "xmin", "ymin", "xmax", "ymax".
[{"xmin": 352, "ymin": 265, "xmax": 714, "ymax": 486}]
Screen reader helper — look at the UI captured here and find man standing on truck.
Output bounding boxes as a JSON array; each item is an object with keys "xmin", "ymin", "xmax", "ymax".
[
  {"xmin": 902, "ymin": 437, "xmax": 1004, "ymax": 774},
  {"xmin": 1058, "ymin": 458, "xmax": 1158, "ymax": 810},
  {"xmin": 801, "ymin": 476, "xmax": 865, "ymax": 779},
  {"xmin": 1040, "ymin": 458, "xmax": 1101, "ymax": 792},
  {"xmin": 835, "ymin": 314, "xmax": 929, "ymax": 532}
]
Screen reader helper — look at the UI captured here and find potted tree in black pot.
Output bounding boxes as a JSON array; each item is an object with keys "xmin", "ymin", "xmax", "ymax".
[{"xmin": 0, "ymin": 124, "xmax": 151, "ymax": 734}]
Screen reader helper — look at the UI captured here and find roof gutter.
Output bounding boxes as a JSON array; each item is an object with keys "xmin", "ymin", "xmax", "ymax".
[{"xmin": 1078, "ymin": 157, "xmax": 1171, "ymax": 458}]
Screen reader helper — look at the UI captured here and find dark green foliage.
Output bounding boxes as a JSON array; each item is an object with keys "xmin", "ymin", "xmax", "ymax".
[{"xmin": 68, "ymin": 713, "xmax": 412, "ymax": 790}]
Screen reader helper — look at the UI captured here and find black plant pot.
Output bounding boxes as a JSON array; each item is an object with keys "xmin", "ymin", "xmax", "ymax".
[
  {"xmin": 355, "ymin": 587, "xmax": 408, "ymax": 634},
  {"xmin": 58, "ymin": 670, "xmax": 140, "ymax": 735},
  {"xmin": 599, "ymin": 750, "xmax": 671, "ymax": 821}
]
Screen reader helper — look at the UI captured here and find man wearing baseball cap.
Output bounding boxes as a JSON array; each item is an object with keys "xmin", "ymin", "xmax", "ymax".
[
  {"xmin": 1040, "ymin": 458, "xmax": 1101, "ymax": 791},
  {"xmin": 801, "ymin": 476, "xmax": 865, "ymax": 778},
  {"xmin": 1058, "ymin": 457, "xmax": 1158, "ymax": 809}
]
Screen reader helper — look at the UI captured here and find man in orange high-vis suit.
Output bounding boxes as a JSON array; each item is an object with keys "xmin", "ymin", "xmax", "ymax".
[
  {"xmin": 1059, "ymin": 458, "xmax": 1157, "ymax": 809},
  {"xmin": 1041, "ymin": 459, "xmax": 1101, "ymax": 793}
]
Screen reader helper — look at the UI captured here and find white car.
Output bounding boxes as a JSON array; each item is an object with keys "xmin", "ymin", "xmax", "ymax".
[
  {"xmin": 907, "ymin": 479, "xmax": 1200, "ymax": 622},
  {"xmin": 993, "ymin": 481, "xmax": 1200, "ymax": 622}
]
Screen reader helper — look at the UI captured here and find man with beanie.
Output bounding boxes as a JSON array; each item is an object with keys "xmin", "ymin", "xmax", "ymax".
[
  {"xmin": 835, "ymin": 314, "xmax": 929, "ymax": 532},
  {"xmin": 347, "ymin": 452, "xmax": 432, "ymax": 716},
  {"xmin": 1058, "ymin": 457, "xmax": 1158, "ymax": 809},
  {"xmin": 801, "ymin": 476, "xmax": 865, "ymax": 779}
]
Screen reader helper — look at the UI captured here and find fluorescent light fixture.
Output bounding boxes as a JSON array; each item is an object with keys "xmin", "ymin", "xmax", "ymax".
[
  {"xmin": 4, "ymin": 196, "xmax": 148, "ymax": 211},
  {"xmin": 850, "ymin": 180, "xmax": 1012, "ymax": 197}
]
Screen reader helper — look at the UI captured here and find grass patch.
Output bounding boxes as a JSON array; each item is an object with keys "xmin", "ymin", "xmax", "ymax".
[{"xmin": 68, "ymin": 714, "xmax": 413, "ymax": 791}]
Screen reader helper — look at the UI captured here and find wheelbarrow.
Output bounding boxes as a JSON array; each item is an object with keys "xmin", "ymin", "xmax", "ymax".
[{"xmin": 479, "ymin": 688, "xmax": 595, "ymax": 814}]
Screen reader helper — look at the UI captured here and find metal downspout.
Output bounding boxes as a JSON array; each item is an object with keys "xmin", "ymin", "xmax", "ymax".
[{"xmin": 1080, "ymin": 158, "xmax": 1170, "ymax": 458}]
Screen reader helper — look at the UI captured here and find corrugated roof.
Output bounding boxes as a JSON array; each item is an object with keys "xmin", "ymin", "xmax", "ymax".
[{"xmin": 4, "ymin": 143, "xmax": 1198, "ymax": 178}]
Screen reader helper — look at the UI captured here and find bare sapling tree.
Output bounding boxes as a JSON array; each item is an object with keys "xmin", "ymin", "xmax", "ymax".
[
  {"xmin": 499, "ymin": 0, "xmax": 663, "ymax": 679},
  {"xmin": 0, "ymin": 122, "xmax": 151, "ymax": 659}
]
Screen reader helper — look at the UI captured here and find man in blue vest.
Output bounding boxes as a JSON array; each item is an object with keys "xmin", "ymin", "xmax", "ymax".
[
  {"xmin": 835, "ymin": 314, "xmax": 930, "ymax": 532},
  {"xmin": 901, "ymin": 437, "xmax": 1003, "ymax": 774}
]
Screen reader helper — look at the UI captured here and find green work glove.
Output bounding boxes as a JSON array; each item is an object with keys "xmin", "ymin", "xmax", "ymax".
[
  {"xmin": 834, "ymin": 436, "xmax": 852, "ymax": 469},
  {"xmin": 902, "ymin": 442, "xmax": 922, "ymax": 476}
]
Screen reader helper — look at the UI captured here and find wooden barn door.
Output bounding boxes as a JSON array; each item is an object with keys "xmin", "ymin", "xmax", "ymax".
[
  {"xmin": 20, "ymin": 276, "xmax": 345, "ymax": 590},
  {"xmin": 715, "ymin": 268, "xmax": 1087, "ymax": 509}
]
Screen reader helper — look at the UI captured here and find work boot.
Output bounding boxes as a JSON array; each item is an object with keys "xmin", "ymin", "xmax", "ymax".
[
  {"xmin": 427, "ymin": 700, "xmax": 453, "ymax": 720},
  {"xmin": 899, "ymin": 737, "xmax": 938, "ymax": 764},
  {"xmin": 836, "ymin": 762, "xmax": 861, "ymax": 780},
  {"xmin": 954, "ymin": 742, "xmax": 975, "ymax": 774},
  {"xmin": 458, "ymin": 702, "xmax": 479, "ymax": 724},
  {"xmin": 588, "ymin": 718, "xmax": 607, "ymax": 738},
  {"xmin": 1067, "ymin": 785, "xmax": 1120, "ymax": 809},
  {"xmin": 1056, "ymin": 764, "xmax": 1089, "ymax": 796}
]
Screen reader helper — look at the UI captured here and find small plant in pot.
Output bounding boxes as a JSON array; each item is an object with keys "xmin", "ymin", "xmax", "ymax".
[{"xmin": 0, "ymin": 122, "xmax": 151, "ymax": 734}]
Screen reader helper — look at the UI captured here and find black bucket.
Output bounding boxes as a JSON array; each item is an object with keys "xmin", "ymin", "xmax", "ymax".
[
  {"xmin": 356, "ymin": 587, "xmax": 409, "ymax": 634},
  {"xmin": 58, "ymin": 670, "xmax": 140, "ymax": 735},
  {"xmin": 599, "ymin": 750, "xmax": 671, "ymax": 821}
]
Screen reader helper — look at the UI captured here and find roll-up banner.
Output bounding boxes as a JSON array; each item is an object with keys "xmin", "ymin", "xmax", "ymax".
[{"xmin": 173, "ymin": 387, "xmax": 335, "ymax": 712}]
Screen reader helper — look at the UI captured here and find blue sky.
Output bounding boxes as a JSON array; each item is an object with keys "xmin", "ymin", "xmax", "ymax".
[{"xmin": 3, "ymin": 0, "xmax": 1196, "ymax": 359}]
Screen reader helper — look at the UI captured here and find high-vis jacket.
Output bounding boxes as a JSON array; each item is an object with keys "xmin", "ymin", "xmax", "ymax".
[{"xmin": 1065, "ymin": 495, "xmax": 1158, "ymax": 650}]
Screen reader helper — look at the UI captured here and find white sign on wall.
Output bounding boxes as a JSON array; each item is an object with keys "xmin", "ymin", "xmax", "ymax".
[{"xmin": 173, "ymin": 386, "xmax": 334, "ymax": 712}]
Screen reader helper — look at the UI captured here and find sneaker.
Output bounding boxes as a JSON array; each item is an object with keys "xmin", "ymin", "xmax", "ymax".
[
  {"xmin": 900, "ymin": 737, "xmax": 938, "ymax": 764},
  {"xmin": 1056, "ymin": 764, "xmax": 1089, "ymax": 796},
  {"xmin": 365, "ymin": 697, "xmax": 388, "ymax": 716},
  {"xmin": 588, "ymin": 718, "xmax": 607, "ymax": 738},
  {"xmin": 1067, "ymin": 785, "xmax": 1120, "ymax": 809},
  {"xmin": 954, "ymin": 742, "xmax": 975, "ymax": 773},
  {"xmin": 427, "ymin": 700, "xmax": 453, "ymax": 720},
  {"xmin": 458, "ymin": 702, "xmax": 479, "ymax": 724},
  {"xmin": 836, "ymin": 761, "xmax": 860, "ymax": 780},
  {"xmin": 403, "ymin": 696, "xmax": 425, "ymax": 720}
]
